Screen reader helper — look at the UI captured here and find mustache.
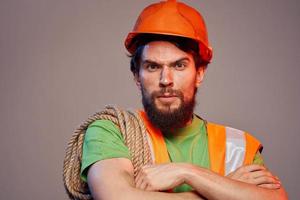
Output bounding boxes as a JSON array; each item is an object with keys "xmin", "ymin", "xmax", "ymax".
[{"xmin": 152, "ymin": 88, "xmax": 183, "ymax": 98}]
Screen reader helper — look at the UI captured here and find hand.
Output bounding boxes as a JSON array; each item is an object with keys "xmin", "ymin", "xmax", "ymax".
[
  {"xmin": 227, "ymin": 164, "xmax": 281, "ymax": 189},
  {"xmin": 135, "ymin": 163, "xmax": 189, "ymax": 191}
]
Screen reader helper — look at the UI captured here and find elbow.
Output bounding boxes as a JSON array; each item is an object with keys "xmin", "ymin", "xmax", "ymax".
[
  {"xmin": 261, "ymin": 188, "xmax": 288, "ymax": 200},
  {"xmin": 277, "ymin": 188, "xmax": 288, "ymax": 200}
]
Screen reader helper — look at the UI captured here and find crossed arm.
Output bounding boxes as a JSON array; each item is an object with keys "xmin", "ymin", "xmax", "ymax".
[
  {"xmin": 87, "ymin": 158, "xmax": 288, "ymax": 200},
  {"xmin": 87, "ymin": 158, "xmax": 201, "ymax": 200}
]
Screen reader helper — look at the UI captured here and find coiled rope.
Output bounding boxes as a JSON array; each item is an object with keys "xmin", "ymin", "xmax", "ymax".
[{"xmin": 63, "ymin": 106, "xmax": 153, "ymax": 200}]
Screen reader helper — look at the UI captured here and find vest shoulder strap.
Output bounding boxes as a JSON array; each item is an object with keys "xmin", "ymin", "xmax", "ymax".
[
  {"xmin": 138, "ymin": 111, "xmax": 170, "ymax": 164},
  {"xmin": 206, "ymin": 122, "xmax": 226, "ymax": 175}
]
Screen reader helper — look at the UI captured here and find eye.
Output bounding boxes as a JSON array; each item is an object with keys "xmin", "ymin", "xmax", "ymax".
[
  {"xmin": 174, "ymin": 62, "xmax": 187, "ymax": 70},
  {"xmin": 146, "ymin": 64, "xmax": 159, "ymax": 72}
]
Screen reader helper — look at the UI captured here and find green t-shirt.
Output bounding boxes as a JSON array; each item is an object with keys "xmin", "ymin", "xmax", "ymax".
[
  {"xmin": 80, "ymin": 116, "xmax": 264, "ymax": 192},
  {"xmin": 162, "ymin": 116, "xmax": 210, "ymax": 192}
]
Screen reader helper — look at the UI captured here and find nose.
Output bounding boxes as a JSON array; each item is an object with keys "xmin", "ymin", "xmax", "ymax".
[{"xmin": 159, "ymin": 66, "xmax": 173, "ymax": 87}]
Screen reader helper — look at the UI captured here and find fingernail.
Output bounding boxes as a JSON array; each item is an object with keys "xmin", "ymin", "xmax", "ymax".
[{"xmin": 276, "ymin": 181, "xmax": 281, "ymax": 185}]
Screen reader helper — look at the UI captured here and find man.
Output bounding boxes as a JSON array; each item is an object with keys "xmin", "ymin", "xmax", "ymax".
[{"xmin": 80, "ymin": 1, "xmax": 288, "ymax": 199}]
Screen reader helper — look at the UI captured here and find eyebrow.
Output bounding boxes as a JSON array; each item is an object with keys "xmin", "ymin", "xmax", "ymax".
[{"xmin": 141, "ymin": 57, "xmax": 191, "ymax": 66}]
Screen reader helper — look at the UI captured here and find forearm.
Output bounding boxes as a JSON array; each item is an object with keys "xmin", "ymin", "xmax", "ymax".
[
  {"xmin": 87, "ymin": 159, "xmax": 205, "ymax": 200},
  {"xmin": 91, "ymin": 173, "xmax": 203, "ymax": 200},
  {"xmin": 185, "ymin": 165, "xmax": 288, "ymax": 200},
  {"xmin": 121, "ymin": 188, "xmax": 204, "ymax": 200}
]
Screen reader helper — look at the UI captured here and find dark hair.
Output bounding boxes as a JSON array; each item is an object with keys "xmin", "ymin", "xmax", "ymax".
[{"xmin": 129, "ymin": 33, "xmax": 208, "ymax": 75}]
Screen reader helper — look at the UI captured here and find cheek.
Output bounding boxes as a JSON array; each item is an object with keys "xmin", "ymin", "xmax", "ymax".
[
  {"xmin": 175, "ymin": 74, "xmax": 197, "ymax": 100},
  {"xmin": 176, "ymin": 71, "xmax": 197, "ymax": 86},
  {"xmin": 140, "ymin": 73, "xmax": 157, "ymax": 92},
  {"xmin": 184, "ymin": 86, "xmax": 196, "ymax": 100}
]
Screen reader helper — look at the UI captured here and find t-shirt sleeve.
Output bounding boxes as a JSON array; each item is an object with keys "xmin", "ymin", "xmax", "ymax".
[
  {"xmin": 80, "ymin": 119, "xmax": 131, "ymax": 182},
  {"xmin": 252, "ymin": 151, "xmax": 264, "ymax": 165}
]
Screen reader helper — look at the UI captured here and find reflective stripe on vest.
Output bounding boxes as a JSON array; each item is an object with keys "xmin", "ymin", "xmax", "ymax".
[
  {"xmin": 225, "ymin": 126, "xmax": 246, "ymax": 175},
  {"xmin": 139, "ymin": 111, "xmax": 262, "ymax": 175},
  {"xmin": 206, "ymin": 122, "xmax": 262, "ymax": 175}
]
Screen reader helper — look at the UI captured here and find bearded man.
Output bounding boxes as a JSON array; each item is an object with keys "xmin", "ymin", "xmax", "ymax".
[{"xmin": 77, "ymin": 1, "xmax": 288, "ymax": 199}]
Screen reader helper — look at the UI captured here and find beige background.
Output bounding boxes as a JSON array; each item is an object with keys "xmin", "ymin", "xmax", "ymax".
[{"xmin": 0, "ymin": 0, "xmax": 299, "ymax": 199}]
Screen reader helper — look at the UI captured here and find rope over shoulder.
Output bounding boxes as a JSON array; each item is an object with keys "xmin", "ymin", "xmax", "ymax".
[{"xmin": 63, "ymin": 105, "xmax": 153, "ymax": 200}]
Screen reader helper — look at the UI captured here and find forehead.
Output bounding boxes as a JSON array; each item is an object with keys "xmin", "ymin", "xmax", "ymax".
[{"xmin": 141, "ymin": 41, "xmax": 193, "ymax": 63}]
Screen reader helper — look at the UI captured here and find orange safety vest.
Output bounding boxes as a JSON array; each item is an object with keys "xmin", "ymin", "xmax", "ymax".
[{"xmin": 139, "ymin": 111, "xmax": 262, "ymax": 176}]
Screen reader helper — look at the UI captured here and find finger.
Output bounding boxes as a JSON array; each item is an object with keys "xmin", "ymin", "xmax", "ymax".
[
  {"xmin": 135, "ymin": 166, "xmax": 151, "ymax": 184},
  {"xmin": 135, "ymin": 176, "xmax": 143, "ymax": 188},
  {"xmin": 249, "ymin": 170, "xmax": 272, "ymax": 179},
  {"xmin": 140, "ymin": 165, "xmax": 157, "ymax": 176},
  {"xmin": 135, "ymin": 170, "xmax": 146, "ymax": 188},
  {"xmin": 228, "ymin": 164, "xmax": 265, "ymax": 179},
  {"xmin": 135, "ymin": 171, "xmax": 142, "ymax": 186},
  {"xmin": 145, "ymin": 182, "xmax": 156, "ymax": 191},
  {"xmin": 253, "ymin": 175, "xmax": 281, "ymax": 186},
  {"xmin": 140, "ymin": 180, "xmax": 148, "ymax": 190},
  {"xmin": 258, "ymin": 183, "xmax": 281, "ymax": 189},
  {"xmin": 242, "ymin": 164, "xmax": 265, "ymax": 173}
]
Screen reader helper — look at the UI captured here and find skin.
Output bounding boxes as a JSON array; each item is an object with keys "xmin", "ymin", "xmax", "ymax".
[
  {"xmin": 88, "ymin": 158, "xmax": 203, "ymax": 200},
  {"xmin": 87, "ymin": 41, "xmax": 288, "ymax": 200}
]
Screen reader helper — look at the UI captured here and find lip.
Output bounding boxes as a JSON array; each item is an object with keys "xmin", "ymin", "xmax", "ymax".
[
  {"xmin": 156, "ymin": 95, "xmax": 178, "ymax": 104},
  {"xmin": 157, "ymin": 94, "xmax": 177, "ymax": 98},
  {"xmin": 157, "ymin": 92, "xmax": 177, "ymax": 97}
]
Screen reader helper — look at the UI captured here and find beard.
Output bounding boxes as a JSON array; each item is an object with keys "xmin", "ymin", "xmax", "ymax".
[{"xmin": 141, "ymin": 87, "xmax": 196, "ymax": 133}]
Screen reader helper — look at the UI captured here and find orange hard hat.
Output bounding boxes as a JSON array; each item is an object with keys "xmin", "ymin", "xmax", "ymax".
[{"xmin": 124, "ymin": 0, "xmax": 213, "ymax": 63}]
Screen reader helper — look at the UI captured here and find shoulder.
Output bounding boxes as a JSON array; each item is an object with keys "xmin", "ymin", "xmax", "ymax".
[
  {"xmin": 206, "ymin": 121, "xmax": 262, "ymax": 148},
  {"xmin": 206, "ymin": 121, "xmax": 244, "ymax": 132},
  {"xmin": 87, "ymin": 119, "xmax": 118, "ymax": 130},
  {"xmin": 85, "ymin": 119, "xmax": 124, "ymax": 142},
  {"xmin": 206, "ymin": 121, "xmax": 254, "ymax": 136}
]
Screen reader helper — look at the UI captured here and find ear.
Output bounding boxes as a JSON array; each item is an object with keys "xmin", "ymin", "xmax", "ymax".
[
  {"xmin": 195, "ymin": 66, "xmax": 206, "ymax": 88},
  {"xmin": 134, "ymin": 73, "xmax": 141, "ymax": 89}
]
